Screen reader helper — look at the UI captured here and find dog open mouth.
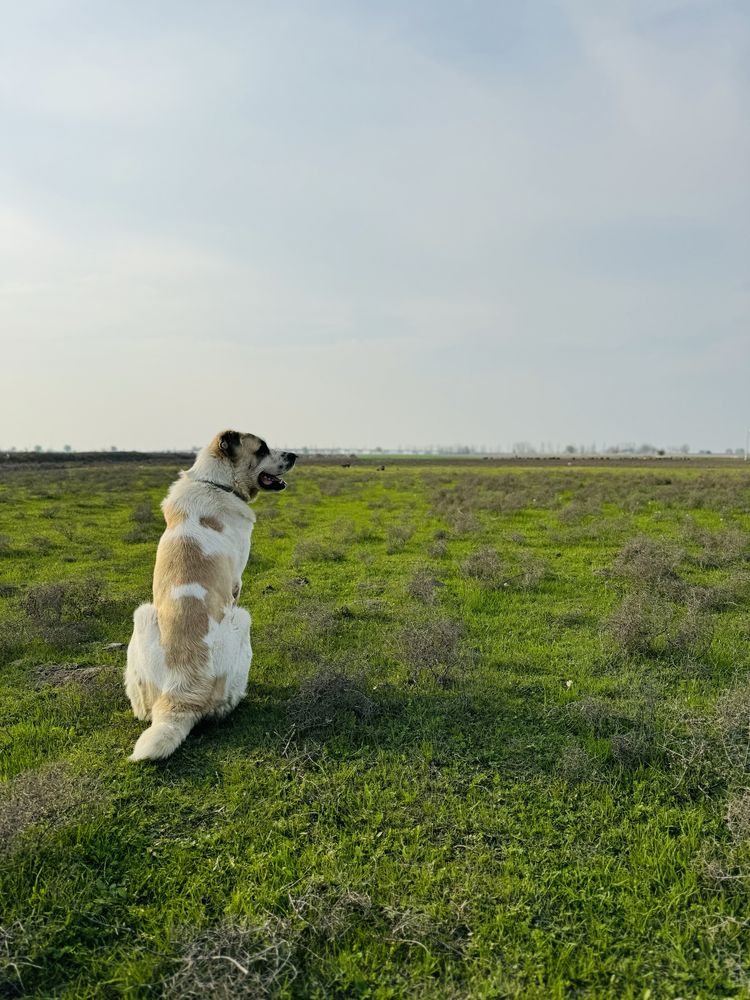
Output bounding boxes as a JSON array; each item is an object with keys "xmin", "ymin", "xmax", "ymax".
[{"xmin": 258, "ymin": 472, "xmax": 286, "ymax": 491}]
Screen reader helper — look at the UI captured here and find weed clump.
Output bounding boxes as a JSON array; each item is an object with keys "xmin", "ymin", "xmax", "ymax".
[
  {"xmin": 131, "ymin": 500, "xmax": 156, "ymax": 525},
  {"xmin": 407, "ymin": 568, "xmax": 442, "ymax": 604},
  {"xmin": 610, "ymin": 729, "xmax": 655, "ymax": 770},
  {"xmin": 400, "ymin": 619, "xmax": 465, "ymax": 687},
  {"xmin": 385, "ymin": 523, "xmax": 415, "ymax": 554},
  {"xmin": 564, "ymin": 697, "xmax": 624, "ymax": 737},
  {"xmin": 286, "ymin": 668, "xmax": 377, "ymax": 733},
  {"xmin": 686, "ymin": 525, "xmax": 749, "ymax": 569},
  {"xmin": 726, "ymin": 790, "xmax": 750, "ymax": 842},
  {"xmin": 24, "ymin": 577, "xmax": 106, "ymax": 648},
  {"xmin": 462, "ymin": 546, "xmax": 505, "ymax": 586},
  {"xmin": 163, "ymin": 919, "xmax": 295, "ymax": 999},
  {"xmin": 292, "ymin": 540, "xmax": 346, "ymax": 566},
  {"xmin": 604, "ymin": 593, "xmax": 713, "ymax": 660},
  {"xmin": 517, "ymin": 552, "xmax": 549, "ymax": 589},
  {"xmin": 611, "ymin": 535, "xmax": 685, "ymax": 596},
  {"xmin": 557, "ymin": 746, "xmax": 597, "ymax": 784},
  {"xmin": 0, "ymin": 763, "xmax": 104, "ymax": 858}
]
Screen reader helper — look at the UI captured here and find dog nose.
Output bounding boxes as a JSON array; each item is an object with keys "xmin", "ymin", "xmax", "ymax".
[{"xmin": 285, "ymin": 452, "xmax": 297, "ymax": 466}]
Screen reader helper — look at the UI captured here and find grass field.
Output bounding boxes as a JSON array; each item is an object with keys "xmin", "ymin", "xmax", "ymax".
[{"xmin": 1, "ymin": 460, "xmax": 750, "ymax": 998}]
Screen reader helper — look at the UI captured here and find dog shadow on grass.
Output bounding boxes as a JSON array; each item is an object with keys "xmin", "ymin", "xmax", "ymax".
[{"xmin": 149, "ymin": 666, "xmax": 602, "ymax": 786}]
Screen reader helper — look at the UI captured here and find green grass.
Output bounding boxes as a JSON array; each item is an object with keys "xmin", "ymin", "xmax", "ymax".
[{"xmin": 2, "ymin": 462, "xmax": 750, "ymax": 997}]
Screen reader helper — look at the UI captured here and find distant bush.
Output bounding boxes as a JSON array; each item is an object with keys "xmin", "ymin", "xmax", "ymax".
[{"xmin": 130, "ymin": 500, "xmax": 156, "ymax": 525}]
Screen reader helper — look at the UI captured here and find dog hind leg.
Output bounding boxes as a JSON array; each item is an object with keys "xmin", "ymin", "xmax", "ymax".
[
  {"xmin": 125, "ymin": 603, "xmax": 162, "ymax": 721},
  {"xmin": 207, "ymin": 606, "xmax": 252, "ymax": 720}
]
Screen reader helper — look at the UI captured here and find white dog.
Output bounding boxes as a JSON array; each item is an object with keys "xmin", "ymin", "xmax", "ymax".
[{"xmin": 125, "ymin": 430, "xmax": 296, "ymax": 761}]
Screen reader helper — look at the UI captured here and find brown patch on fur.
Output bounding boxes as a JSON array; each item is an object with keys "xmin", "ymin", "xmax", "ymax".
[
  {"xmin": 163, "ymin": 503, "xmax": 187, "ymax": 529},
  {"xmin": 154, "ymin": 536, "xmax": 235, "ymax": 678},
  {"xmin": 150, "ymin": 671, "xmax": 229, "ymax": 722},
  {"xmin": 199, "ymin": 515, "xmax": 224, "ymax": 532}
]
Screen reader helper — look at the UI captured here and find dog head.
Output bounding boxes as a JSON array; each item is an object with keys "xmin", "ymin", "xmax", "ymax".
[{"xmin": 212, "ymin": 430, "xmax": 296, "ymax": 501}]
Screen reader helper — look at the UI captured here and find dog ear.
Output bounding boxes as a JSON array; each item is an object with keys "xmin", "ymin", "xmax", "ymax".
[{"xmin": 217, "ymin": 430, "xmax": 242, "ymax": 460}]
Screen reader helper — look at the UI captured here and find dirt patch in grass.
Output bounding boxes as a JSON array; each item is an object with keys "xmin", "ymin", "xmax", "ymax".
[
  {"xmin": 0, "ymin": 762, "xmax": 105, "ymax": 858},
  {"xmin": 32, "ymin": 662, "xmax": 108, "ymax": 688}
]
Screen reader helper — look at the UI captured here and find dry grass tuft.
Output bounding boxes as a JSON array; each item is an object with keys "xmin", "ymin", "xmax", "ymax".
[
  {"xmin": 604, "ymin": 593, "xmax": 660, "ymax": 657},
  {"xmin": 546, "ymin": 608, "xmax": 587, "ymax": 629},
  {"xmin": 24, "ymin": 577, "xmax": 106, "ymax": 647},
  {"xmin": 610, "ymin": 729, "xmax": 655, "ymax": 769},
  {"xmin": 604, "ymin": 593, "xmax": 713, "ymax": 660},
  {"xmin": 0, "ymin": 763, "xmax": 104, "ymax": 857},
  {"xmin": 686, "ymin": 525, "xmax": 749, "ymax": 569},
  {"xmin": 407, "ymin": 569, "xmax": 443, "ymax": 604},
  {"xmin": 427, "ymin": 539, "xmax": 448, "ymax": 559},
  {"xmin": 725, "ymin": 790, "xmax": 750, "ymax": 843},
  {"xmin": 461, "ymin": 546, "xmax": 505, "ymax": 586},
  {"xmin": 289, "ymin": 890, "xmax": 373, "ymax": 937},
  {"xmin": 400, "ymin": 619, "xmax": 465, "ymax": 687},
  {"xmin": 557, "ymin": 746, "xmax": 597, "ymax": 784},
  {"xmin": 163, "ymin": 919, "xmax": 296, "ymax": 999},
  {"xmin": 286, "ymin": 668, "xmax": 377, "ymax": 733},
  {"xmin": 292, "ymin": 540, "xmax": 346, "ymax": 565},
  {"xmin": 517, "ymin": 552, "xmax": 550, "ymax": 589},
  {"xmin": 0, "ymin": 919, "xmax": 42, "ymax": 995},
  {"xmin": 563, "ymin": 697, "xmax": 624, "ymax": 737},
  {"xmin": 714, "ymin": 681, "xmax": 750, "ymax": 754},
  {"xmin": 611, "ymin": 535, "xmax": 685, "ymax": 595},
  {"xmin": 130, "ymin": 500, "xmax": 156, "ymax": 525},
  {"xmin": 385, "ymin": 523, "xmax": 415, "ymax": 554}
]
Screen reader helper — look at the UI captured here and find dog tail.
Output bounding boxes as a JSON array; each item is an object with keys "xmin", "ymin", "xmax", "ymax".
[{"xmin": 129, "ymin": 694, "xmax": 199, "ymax": 762}]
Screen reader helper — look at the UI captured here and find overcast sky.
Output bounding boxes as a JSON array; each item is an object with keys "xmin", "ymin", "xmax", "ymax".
[{"xmin": 1, "ymin": 0, "xmax": 747, "ymax": 452}]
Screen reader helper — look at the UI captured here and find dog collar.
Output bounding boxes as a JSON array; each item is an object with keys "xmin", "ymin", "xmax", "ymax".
[{"xmin": 196, "ymin": 479, "xmax": 248, "ymax": 502}]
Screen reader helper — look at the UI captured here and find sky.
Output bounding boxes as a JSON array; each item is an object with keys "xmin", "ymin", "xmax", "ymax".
[{"xmin": 0, "ymin": 0, "xmax": 748, "ymax": 452}]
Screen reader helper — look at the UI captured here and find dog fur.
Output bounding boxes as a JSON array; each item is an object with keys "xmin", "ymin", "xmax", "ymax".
[{"xmin": 124, "ymin": 430, "xmax": 295, "ymax": 761}]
